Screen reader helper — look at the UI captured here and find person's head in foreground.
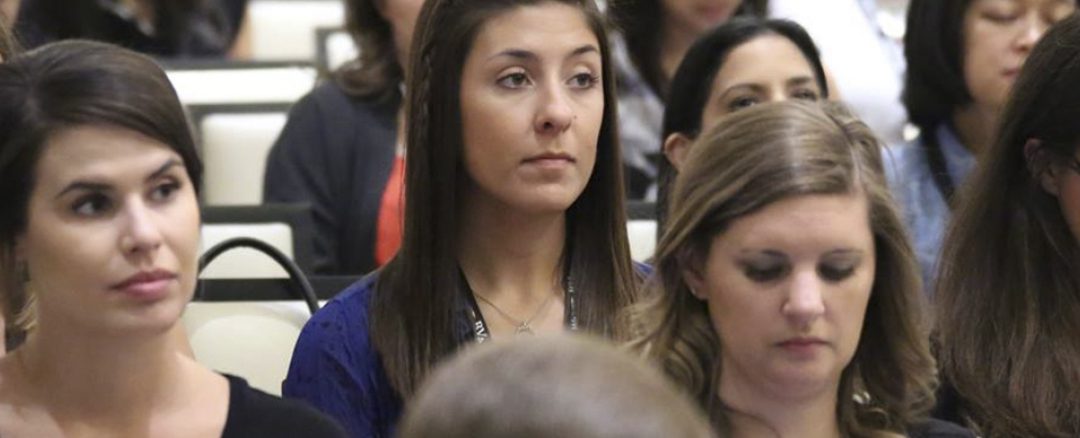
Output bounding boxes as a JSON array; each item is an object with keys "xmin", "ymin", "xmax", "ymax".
[{"xmin": 399, "ymin": 334, "xmax": 715, "ymax": 438}]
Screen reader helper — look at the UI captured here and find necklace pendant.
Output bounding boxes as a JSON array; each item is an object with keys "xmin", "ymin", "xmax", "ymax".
[{"xmin": 515, "ymin": 324, "xmax": 535, "ymax": 336}]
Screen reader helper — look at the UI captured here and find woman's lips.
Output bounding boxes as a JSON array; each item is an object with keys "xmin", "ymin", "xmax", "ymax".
[{"xmin": 111, "ymin": 270, "xmax": 177, "ymax": 301}]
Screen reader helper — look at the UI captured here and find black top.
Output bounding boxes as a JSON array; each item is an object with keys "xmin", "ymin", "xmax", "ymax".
[
  {"xmin": 14, "ymin": 0, "xmax": 245, "ymax": 58},
  {"xmin": 263, "ymin": 82, "xmax": 401, "ymax": 275},
  {"xmin": 222, "ymin": 374, "xmax": 346, "ymax": 437}
]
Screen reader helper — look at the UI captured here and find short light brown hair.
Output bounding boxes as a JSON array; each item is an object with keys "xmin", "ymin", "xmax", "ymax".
[
  {"xmin": 399, "ymin": 334, "xmax": 715, "ymax": 438},
  {"xmin": 628, "ymin": 101, "xmax": 937, "ymax": 436}
]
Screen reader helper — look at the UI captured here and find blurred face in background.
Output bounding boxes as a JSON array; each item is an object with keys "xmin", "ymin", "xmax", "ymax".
[
  {"xmin": 961, "ymin": 0, "xmax": 1075, "ymax": 113},
  {"xmin": 378, "ymin": 0, "xmax": 426, "ymax": 67},
  {"xmin": 665, "ymin": 34, "xmax": 822, "ymax": 171},
  {"xmin": 661, "ymin": 0, "xmax": 744, "ymax": 35},
  {"xmin": 701, "ymin": 35, "xmax": 822, "ymax": 130}
]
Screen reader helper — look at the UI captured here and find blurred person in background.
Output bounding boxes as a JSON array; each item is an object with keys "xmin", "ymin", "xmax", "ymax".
[
  {"xmin": 12, "ymin": 0, "xmax": 250, "ymax": 58},
  {"xmin": 399, "ymin": 335, "xmax": 715, "ymax": 438},
  {"xmin": 263, "ymin": 0, "xmax": 424, "ymax": 275},
  {"xmin": 888, "ymin": 0, "xmax": 1075, "ymax": 289},
  {"xmin": 768, "ymin": 0, "xmax": 908, "ymax": 147},
  {"xmin": 606, "ymin": 0, "xmax": 768, "ymax": 199},
  {"xmin": 653, "ymin": 17, "xmax": 828, "ymax": 235},
  {"xmin": 933, "ymin": 14, "xmax": 1080, "ymax": 436}
]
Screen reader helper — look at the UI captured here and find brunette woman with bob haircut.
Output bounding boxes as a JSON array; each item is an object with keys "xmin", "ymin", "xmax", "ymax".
[
  {"xmin": 630, "ymin": 101, "xmax": 972, "ymax": 437},
  {"xmin": 934, "ymin": 14, "xmax": 1080, "ymax": 436},
  {"xmin": 654, "ymin": 16, "xmax": 828, "ymax": 235},
  {"xmin": 890, "ymin": 0, "xmax": 1075, "ymax": 288},
  {"xmin": 0, "ymin": 40, "xmax": 344, "ymax": 437},
  {"xmin": 284, "ymin": 0, "xmax": 641, "ymax": 436}
]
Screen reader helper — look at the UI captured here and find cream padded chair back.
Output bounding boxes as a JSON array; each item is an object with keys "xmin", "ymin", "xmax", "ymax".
[
  {"xmin": 626, "ymin": 200, "xmax": 658, "ymax": 262},
  {"xmin": 316, "ymin": 28, "xmax": 358, "ymax": 72},
  {"xmin": 200, "ymin": 112, "xmax": 288, "ymax": 206},
  {"xmin": 167, "ymin": 66, "xmax": 317, "ymax": 106},
  {"xmin": 249, "ymin": 0, "xmax": 345, "ymax": 61},
  {"xmin": 627, "ymin": 219, "xmax": 657, "ymax": 261},
  {"xmin": 183, "ymin": 300, "xmax": 311, "ymax": 395},
  {"xmin": 200, "ymin": 223, "xmax": 293, "ymax": 279}
]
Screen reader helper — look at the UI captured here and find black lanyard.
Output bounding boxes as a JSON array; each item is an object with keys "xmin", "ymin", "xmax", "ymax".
[
  {"xmin": 924, "ymin": 127, "xmax": 957, "ymax": 209},
  {"xmin": 458, "ymin": 265, "xmax": 577, "ymax": 344}
]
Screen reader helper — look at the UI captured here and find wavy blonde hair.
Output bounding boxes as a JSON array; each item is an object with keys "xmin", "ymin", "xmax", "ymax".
[{"xmin": 627, "ymin": 101, "xmax": 937, "ymax": 437}]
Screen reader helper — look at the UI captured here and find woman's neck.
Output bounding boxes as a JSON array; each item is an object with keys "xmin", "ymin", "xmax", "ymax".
[
  {"xmin": 458, "ymin": 192, "xmax": 567, "ymax": 318},
  {"xmin": 659, "ymin": 18, "xmax": 700, "ymax": 90},
  {"xmin": 720, "ymin": 374, "xmax": 842, "ymax": 438},
  {"xmin": 11, "ymin": 321, "xmax": 189, "ymax": 426},
  {"xmin": 952, "ymin": 104, "xmax": 999, "ymax": 156},
  {"xmin": 457, "ymin": 194, "xmax": 568, "ymax": 338}
]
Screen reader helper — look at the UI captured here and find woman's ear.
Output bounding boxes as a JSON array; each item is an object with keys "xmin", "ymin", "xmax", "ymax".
[
  {"xmin": 1025, "ymin": 138, "xmax": 1061, "ymax": 196},
  {"xmin": 679, "ymin": 249, "xmax": 708, "ymax": 301},
  {"xmin": 663, "ymin": 133, "xmax": 694, "ymax": 171}
]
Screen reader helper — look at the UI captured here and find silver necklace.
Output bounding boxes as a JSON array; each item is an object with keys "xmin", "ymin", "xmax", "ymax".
[{"xmin": 472, "ymin": 289, "xmax": 555, "ymax": 336}]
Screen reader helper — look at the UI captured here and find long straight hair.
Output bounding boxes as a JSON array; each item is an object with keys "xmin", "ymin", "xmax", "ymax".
[
  {"xmin": 370, "ymin": 0, "xmax": 640, "ymax": 398},
  {"xmin": 934, "ymin": 14, "xmax": 1080, "ymax": 437},
  {"xmin": 629, "ymin": 102, "xmax": 936, "ymax": 437}
]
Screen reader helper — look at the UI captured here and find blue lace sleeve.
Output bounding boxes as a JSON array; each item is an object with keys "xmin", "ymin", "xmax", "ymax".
[{"xmin": 283, "ymin": 276, "xmax": 403, "ymax": 438}]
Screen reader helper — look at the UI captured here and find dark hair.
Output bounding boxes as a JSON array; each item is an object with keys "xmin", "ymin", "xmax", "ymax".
[
  {"xmin": 370, "ymin": 0, "xmax": 640, "ymax": 398},
  {"xmin": 335, "ymin": 0, "xmax": 404, "ymax": 102},
  {"xmin": 0, "ymin": 40, "xmax": 201, "ymax": 337},
  {"xmin": 630, "ymin": 101, "xmax": 936, "ymax": 436},
  {"xmin": 935, "ymin": 14, "xmax": 1080, "ymax": 437},
  {"xmin": 901, "ymin": 0, "xmax": 974, "ymax": 133},
  {"xmin": 399, "ymin": 335, "xmax": 714, "ymax": 438},
  {"xmin": 14, "ymin": 0, "xmax": 233, "ymax": 57},
  {"xmin": 655, "ymin": 17, "xmax": 827, "ymax": 235},
  {"xmin": 607, "ymin": 0, "xmax": 768, "ymax": 100}
]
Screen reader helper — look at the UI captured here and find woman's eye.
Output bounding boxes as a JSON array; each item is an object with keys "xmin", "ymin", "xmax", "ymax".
[
  {"xmin": 71, "ymin": 194, "xmax": 113, "ymax": 217},
  {"xmin": 728, "ymin": 96, "xmax": 759, "ymax": 111},
  {"xmin": 569, "ymin": 72, "xmax": 599, "ymax": 89},
  {"xmin": 150, "ymin": 180, "xmax": 181, "ymax": 202},
  {"xmin": 983, "ymin": 11, "xmax": 1020, "ymax": 23},
  {"xmin": 743, "ymin": 264, "xmax": 788, "ymax": 283},
  {"xmin": 818, "ymin": 264, "xmax": 856, "ymax": 282},
  {"xmin": 792, "ymin": 89, "xmax": 820, "ymax": 101},
  {"xmin": 497, "ymin": 72, "xmax": 530, "ymax": 88}
]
